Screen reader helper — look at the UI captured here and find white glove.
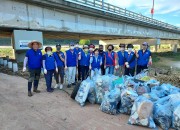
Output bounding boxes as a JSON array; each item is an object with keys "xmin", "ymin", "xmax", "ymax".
[
  {"xmin": 65, "ymin": 66, "xmax": 68, "ymax": 70},
  {"xmin": 44, "ymin": 69, "xmax": 47, "ymax": 74},
  {"xmin": 89, "ymin": 66, "xmax": 92, "ymax": 70},
  {"xmin": 126, "ymin": 64, "xmax": 130, "ymax": 68},
  {"xmin": 56, "ymin": 68, "xmax": 58, "ymax": 72},
  {"xmin": 125, "ymin": 62, "xmax": 129, "ymax": 65},
  {"xmin": 115, "ymin": 65, "xmax": 119, "ymax": 69},
  {"xmin": 78, "ymin": 52, "xmax": 81, "ymax": 55},
  {"xmin": 104, "ymin": 65, "xmax": 106, "ymax": 69},
  {"xmin": 23, "ymin": 67, "xmax": 26, "ymax": 72}
]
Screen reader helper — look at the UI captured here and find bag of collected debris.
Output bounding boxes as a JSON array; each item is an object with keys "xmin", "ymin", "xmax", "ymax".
[
  {"xmin": 153, "ymin": 103, "xmax": 172, "ymax": 130},
  {"xmin": 119, "ymin": 89, "xmax": 138, "ymax": 115},
  {"xmin": 128, "ymin": 96, "xmax": 156, "ymax": 128},
  {"xmin": 151, "ymin": 84, "xmax": 180, "ymax": 98},
  {"xmin": 172, "ymin": 105, "xmax": 180, "ymax": 130},
  {"xmin": 101, "ymin": 75, "xmax": 114, "ymax": 91},
  {"xmin": 134, "ymin": 84, "xmax": 150, "ymax": 95},
  {"xmin": 93, "ymin": 75, "xmax": 105, "ymax": 104},
  {"xmin": 142, "ymin": 93, "xmax": 160, "ymax": 102},
  {"xmin": 134, "ymin": 70, "xmax": 148, "ymax": 79},
  {"xmin": 87, "ymin": 81, "xmax": 96, "ymax": 104},
  {"xmin": 75, "ymin": 78, "xmax": 91, "ymax": 106},
  {"xmin": 100, "ymin": 88, "xmax": 121, "ymax": 115},
  {"xmin": 145, "ymin": 79, "xmax": 160, "ymax": 88},
  {"xmin": 112, "ymin": 77, "xmax": 124, "ymax": 87}
]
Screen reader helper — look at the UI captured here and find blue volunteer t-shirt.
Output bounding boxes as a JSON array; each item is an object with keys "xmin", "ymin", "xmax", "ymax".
[
  {"xmin": 53, "ymin": 52, "xmax": 65, "ymax": 67},
  {"xmin": 26, "ymin": 49, "xmax": 42, "ymax": 69}
]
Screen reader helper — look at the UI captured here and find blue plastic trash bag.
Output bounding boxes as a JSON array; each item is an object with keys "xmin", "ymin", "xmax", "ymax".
[
  {"xmin": 112, "ymin": 77, "xmax": 124, "ymax": 87},
  {"xmin": 142, "ymin": 93, "xmax": 160, "ymax": 102},
  {"xmin": 154, "ymin": 93, "xmax": 180, "ymax": 129},
  {"xmin": 75, "ymin": 78, "xmax": 91, "ymax": 106},
  {"xmin": 119, "ymin": 89, "xmax": 138, "ymax": 115},
  {"xmin": 128, "ymin": 96, "xmax": 156, "ymax": 128},
  {"xmin": 100, "ymin": 88, "xmax": 121, "ymax": 115},
  {"xmin": 153, "ymin": 103, "xmax": 172, "ymax": 130},
  {"xmin": 134, "ymin": 84, "xmax": 150, "ymax": 95},
  {"xmin": 87, "ymin": 81, "xmax": 96, "ymax": 104},
  {"xmin": 172, "ymin": 105, "xmax": 180, "ymax": 130}
]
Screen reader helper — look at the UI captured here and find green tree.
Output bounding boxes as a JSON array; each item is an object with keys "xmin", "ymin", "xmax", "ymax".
[{"xmin": 79, "ymin": 39, "xmax": 90, "ymax": 45}]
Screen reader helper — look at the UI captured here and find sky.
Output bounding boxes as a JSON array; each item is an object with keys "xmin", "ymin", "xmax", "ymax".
[{"xmin": 104, "ymin": 0, "xmax": 180, "ymax": 27}]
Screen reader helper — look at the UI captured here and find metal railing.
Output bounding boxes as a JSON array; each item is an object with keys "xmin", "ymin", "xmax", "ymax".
[{"xmin": 64, "ymin": 0, "xmax": 180, "ymax": 32}]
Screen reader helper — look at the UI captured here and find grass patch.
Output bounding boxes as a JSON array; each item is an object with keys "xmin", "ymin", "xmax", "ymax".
[{"xmin": 152, "ymin": 51, "xmax": 180, "ymax": 61}]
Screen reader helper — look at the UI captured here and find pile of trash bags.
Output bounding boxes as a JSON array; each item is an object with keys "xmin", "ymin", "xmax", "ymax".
[{"xmin": 74, "ymin": 71, "xmax": 180, "ymax": 129}]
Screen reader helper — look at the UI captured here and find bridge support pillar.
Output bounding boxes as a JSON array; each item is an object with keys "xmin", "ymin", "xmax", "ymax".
[{"xmin": 172, "ymin": 44, "xmax": 178, "ymax": 53}]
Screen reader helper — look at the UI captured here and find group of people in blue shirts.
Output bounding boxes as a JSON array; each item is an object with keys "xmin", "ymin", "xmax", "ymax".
[{"xmin": 23, "ymin": 40, "xmax": 152, "ymax": 97}]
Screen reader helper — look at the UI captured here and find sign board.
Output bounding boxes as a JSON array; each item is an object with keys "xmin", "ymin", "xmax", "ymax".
[
  {"xmin": 156, "ymin": 38, "xmax": 161, "ymax": 45},
  {"xmin": 13, "ymin": 30, "xmax": 43, "ymax": 50}
]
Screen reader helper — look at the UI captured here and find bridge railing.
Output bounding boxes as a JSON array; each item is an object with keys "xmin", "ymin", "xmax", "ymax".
[{"xmin": 64, "ymin": 0, "xmax": 180, "ymax": 31}]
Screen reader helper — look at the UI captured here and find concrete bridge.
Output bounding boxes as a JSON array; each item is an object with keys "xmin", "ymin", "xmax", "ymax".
[
  {"xmin": 0, "ymin": 0, "xmax": 180, "ymax": 40},
  {"xmin": 0, "ymin": 0, "xmax": 180, "ymax": 59}
]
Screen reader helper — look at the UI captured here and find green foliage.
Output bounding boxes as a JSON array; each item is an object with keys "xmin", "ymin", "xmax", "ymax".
[{"xmin": 79, "ymin": 39, "xmax": 90, "ymax": 45}]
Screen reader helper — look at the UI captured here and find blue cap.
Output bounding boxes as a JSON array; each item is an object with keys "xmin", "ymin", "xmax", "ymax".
[
  {"xmin": 70, "ymin": 42, "xmax": 74, "ymax": 46},
  {"xmin": 142, "ymin": 42, "xmax": 148, "ymax": 46}
]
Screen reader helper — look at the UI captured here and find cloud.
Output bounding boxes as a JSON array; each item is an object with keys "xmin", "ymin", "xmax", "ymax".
[{"xmin": 176, "ymin": 24, "xmax": 180, "ymax": 27}]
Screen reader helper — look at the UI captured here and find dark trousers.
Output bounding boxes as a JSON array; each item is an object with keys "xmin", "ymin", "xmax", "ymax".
[
  {"xmin": 125, "ymin": 67, "xmax": 135, "ymax": 76},
  {"xmin": 55, "ymin": 66, "xmax": 64, "ymax": 84},
  {"xmin": 101, "ymin": 64, "xmax": 105, "ymax": 75},
  {"xmin": 136, "ymin": 65, "xmax": 148, "ymax": 74},
  {"xmin": 28, "ymin": 69, "xmax": 41, "ymax": 92},
  {"xmin": 81, "ymin": 66, "xmax": 89, "ymax": 81},
  {"xmin": 44, "ymin": 70, "xmax": 54, "ymax": 91},
  {"xmin": 75, "ymin": 65, "xmax": 81, "ymax": 81}
]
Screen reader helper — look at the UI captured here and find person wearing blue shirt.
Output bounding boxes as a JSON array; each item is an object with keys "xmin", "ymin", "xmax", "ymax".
[
  {"xmin": 124, "ymin": 44, "xmax": 136, "ymax": 76},
  {"xmin": 99, "ymin": 45, "xmax": 105, "ymax": 75},
  {"xmin": 43, "ymin": 47, "xmax": 58, "ymax": 92},
  {"xmin": 89, "ymin": 48, "xmax": 102, "ymax": 77},
  {"xmin": 136, "ymin": 42, "xmax": 152, "ymax": 74},
  {"xmin": 116, "ymin": 43, "xmax": 127, "ymax": 76},
  {"xmin": 53, "ymin": 44, "xmax": 65, "ymax": 89},
  {"xmin": 104, "ymin": 44, "xmax": 117, "ymax": 75},
  {"xmin": 65, "ymin": 42, "xmax": 78, "ymax": 88},
  {"xmin": 78, "ymin": 45, "xmax": 90, "ymax": 80},
  {"xmin": 23, "ymin": 40, "xmax": 43, "ymax": 97},
  {"xmin": 74, "ymin": 42, "xmax": 83, "ymax": 81}
]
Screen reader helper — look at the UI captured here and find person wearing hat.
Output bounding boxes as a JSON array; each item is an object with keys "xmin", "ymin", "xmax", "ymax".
[
  {"xmin": 53, "ymin": 44, "xmax": 65, "ymax": 89},
  {"xmin": 99, "ymin": 45, "xmax": 105, "ymax": 75},
  {"xmin": 136, "ymin": 42, "xmax": 152, "ymax": 74},
  {"xmin": 104, "ymin": 44, "xmax": 117, "ymax": 75},
  {"xmin": 89, "ymin": 44, "xmax": 95, "ymax": 55},
  {"xmin": 74, "ymin": 42, "xmax": 83, "ymax": 81},
  {"xmin": 43, "ymin": 47, "xmax": 58, "ymax": 92},
  {"xmin": 65, "ymin": 42, "xmax": 78, "ymax": 88},
  {"xmin": 78, "ymin": 45, "xmax": 90, "ymax": 80},
  {"xmin": 23, "ymin": 40, "xmax": 43, "ymax": 97},
  {"xmin": 124, "ymin": 44, "xmax": 136, "ymax": 76},
  {"xmin": 116, "ymin": 43, "xmax": 128, "ymax": 76},
  {"xmin": 89, "ymin": 48, "xmax": 102, "ymax": 77}
]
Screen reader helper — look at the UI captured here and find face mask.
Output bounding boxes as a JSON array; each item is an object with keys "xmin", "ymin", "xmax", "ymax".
[
  {"xmin": 47, "ymin": 51, "xmax": 52, "ymax": 56},
  {"xmin": 99, "ymin": 49, "xmax": 103, "ymax": 52},
  {"xmin": 95, "ymin": 52, "xmax": 99, "ymax": 55},
  {"xmin": 75, "ymin": 45, "xmax": 79, "ymax": 48},
  {"xmin": 84, "ymin": 49, "xmax": 88, "ymax": 52},
  {"xmin": 70, "ymin": 46, "xmax": 74, "ymax": 50},
  {"xmin": 120, "ymin": 48, "xmax": 125, "ymax": 51},
  {"xmin": 128, "ymin": 48, "xmax": 132, "ymax": 52},
  {"xmin": 108, "ymin": 49, "xmax": 112, "ymax": 52},
  {"xmin": 89, "ymin": 48, "xmax": 94, "ymax": 51},
  {"xmin": 57, "ymin": 48, "xmax": 61, "ymax": 51}
]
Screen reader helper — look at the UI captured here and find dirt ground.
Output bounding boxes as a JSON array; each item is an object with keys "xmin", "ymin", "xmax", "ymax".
[{"xmin": 0, "ymin": 73, "xmax": 152, "ymax": 130}]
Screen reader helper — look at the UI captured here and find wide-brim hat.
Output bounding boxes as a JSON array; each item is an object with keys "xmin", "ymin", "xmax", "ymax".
[{"xmin": 28, "ymin": 40, "xmax": 42, "ymax": 48}]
